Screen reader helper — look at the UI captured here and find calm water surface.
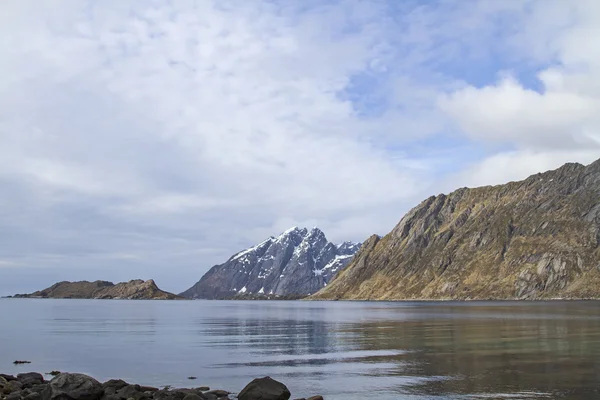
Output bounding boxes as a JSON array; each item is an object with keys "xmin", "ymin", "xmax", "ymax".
[{"xmin": 1, "ymin": 300, "xmax": 600, "ymax": 399}]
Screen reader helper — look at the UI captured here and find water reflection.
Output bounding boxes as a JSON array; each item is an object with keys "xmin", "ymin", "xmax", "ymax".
[{"xmin": 2, "ymin": 300, "xmax": 600, "ymax": 399}]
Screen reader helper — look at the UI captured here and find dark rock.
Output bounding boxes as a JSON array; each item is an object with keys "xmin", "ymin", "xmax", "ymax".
[
  {"xmin": 25, "ymin": 392, "xmax": 41, "ymax": 400},
  {"xmin": 194, "ymin": 388, "xmax": 209, "ymax": 392},
  {"xmin": 138, "ymin": 387, "xmax": 157, "ymax": 393},
  {"xmin": 181, "ymin": 395, "xmax": 205, "ymax": 400},
  {"xmin": 102, "ymin": 380, "xmax": 129, "ymax": 390},
  {"xmin": 0, "ymin": 376, "xmax": 17, "ymax": 382},
  {"xmin": 238, "ymin": 377, "xmax": 290, "ymax": 400},
  {"xmin": 115, "ymin": 385, "xmax": 148, "ymax": 400},
  {"xmin": 102, "ymin": 381, "xmax": 129, "ymax": 396},
  {"xmin": 28, "ymin": 385, "xmax": 49, "ymax": 395},
  {"xmin": 7, "ymin": 381, "xmax": 23, "ymax": 393},
  {"xmin": 17, "ymin": 374, "xmax": 44, "ymax": 388},
  {"xmin": 13, "ymin": 361, "xmax": 31, "ymax": 365},
  {"xmin": 6, "ymin": 391, "xmax": 22, "ymax": 400},
  {"xmin": 307, "ymin": 397, "xmax": 323, "ymax": 400},
  {"xmin": 44, "ymin": 373, "xmax": 104, "ymax": 400},
  {"xmin": 100, "ymin": 395, "xmax": 119, "ymax": 400},
  {"xmin": 153, "ymin": 390, "xmax": 185, "ymax": 400},
  {"xmin": 203, "ymin": 391, "xmax": 228, "ymax": 398}
]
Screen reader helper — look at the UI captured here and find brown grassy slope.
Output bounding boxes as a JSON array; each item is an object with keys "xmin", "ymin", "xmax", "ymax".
[{"xmin": 312, "ymin": 160, "xmax": 600, "ymax": 300}]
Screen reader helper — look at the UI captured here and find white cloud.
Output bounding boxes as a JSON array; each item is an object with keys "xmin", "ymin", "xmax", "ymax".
[
  {"xmin": 0, "ymin": 0, "xmax": 444, "ymax": 295},
  {"xmin": 439, "ymin": 76, "xmax": 600, "ymax": 149},
  {"xmin": 2, "ymin": 0, "xmax": 600, "ymax": 295},
  {"xmin": 437, "ymin": 0, "xmax": 600, "ymax": 188}
]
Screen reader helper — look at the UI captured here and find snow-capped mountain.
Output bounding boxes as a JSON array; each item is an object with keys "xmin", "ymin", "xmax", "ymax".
[{"xmin": 179, "ymin": 227, "xmax": 361, "ymax": 299}]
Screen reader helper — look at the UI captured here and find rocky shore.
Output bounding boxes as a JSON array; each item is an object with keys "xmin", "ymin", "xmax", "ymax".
[{"xmin": 0, "ymin": 372, "xmax": 323, "ymax": 400}]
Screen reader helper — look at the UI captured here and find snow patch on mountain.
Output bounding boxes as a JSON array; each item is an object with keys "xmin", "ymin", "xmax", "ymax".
[{"xmin": 180, "ymin": 227, "xmax": 362, "ymax": 299}]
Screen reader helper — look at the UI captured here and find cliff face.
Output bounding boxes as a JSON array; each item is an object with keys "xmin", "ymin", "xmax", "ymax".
[
  {"xmin": 13, "ymin": 279, "xmax": 181, "ymax": 300},
  {"xmin": 313, "ymin": 160, "xmax": 600, "ymax": 300},
  {"xmin": 180, "ymin": 227, "xmax": 360, "ymax": 299}
]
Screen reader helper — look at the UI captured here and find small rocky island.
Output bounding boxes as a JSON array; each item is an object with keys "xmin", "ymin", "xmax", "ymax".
[
  {"xmin": 0, "ymin": 372, "xmax": 323, "ymax": 400},
  {"xmin": 10, "ymin": 280, "xmax": 181, "ymax": 300}
]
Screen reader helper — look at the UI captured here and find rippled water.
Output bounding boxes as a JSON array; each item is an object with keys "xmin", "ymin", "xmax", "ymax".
[{"xmin": 2, "ymin": 300, "xmax": 600, "ymax": 399}]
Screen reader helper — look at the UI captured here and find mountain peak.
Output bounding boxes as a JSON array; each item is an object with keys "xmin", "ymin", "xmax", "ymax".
[{"xmin": 180, "ymin": 226, "xmax": 361, "ymax": 299}]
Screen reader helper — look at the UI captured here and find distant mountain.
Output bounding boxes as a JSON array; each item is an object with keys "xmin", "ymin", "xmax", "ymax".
[
  {"xmin": 12, "ymin": 279, "xmax": 181, "ymax": 300},
  {"xmin": 180, "ymin": 227, "xmax": 361, "ymax": 299},
  {"xmin": 312, "ymin": 160, "xmax": 600, "ymax": 301}
]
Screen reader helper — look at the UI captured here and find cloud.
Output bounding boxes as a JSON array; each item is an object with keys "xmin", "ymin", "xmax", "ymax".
[
  {"xmin": 436, "ymin": 0, "xmax": 600, "ymax": 189},
  {"xmin": 1, "ymin": 0, "xmax": 600, "ymax": 295},
  {"xmin": 0, "ymin": 0, "xmax": 444, "ymax": 295}
]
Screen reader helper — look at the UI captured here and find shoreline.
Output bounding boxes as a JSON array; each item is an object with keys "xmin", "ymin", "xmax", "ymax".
[
  {"xmin": 4, "ymin": 296, "xmax": 600, "ymax": 302},
  {"xmin": 0, "ymin": 371, "xmax": 322, "ymax": 400}
]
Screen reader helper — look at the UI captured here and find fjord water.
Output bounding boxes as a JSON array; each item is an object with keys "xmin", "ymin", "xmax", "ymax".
[{"xmin": 2, "ymin": 300, "xmax": 600, "ymax": 399}]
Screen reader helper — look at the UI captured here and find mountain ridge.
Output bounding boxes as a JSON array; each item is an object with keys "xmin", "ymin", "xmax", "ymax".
[
  {"xmin": 180, "ymin": 227, "xmax": 360, "ymax": 299},
  {"xmin": 312, "ymin": 159, "xmax": 600, "ymax": 300}
]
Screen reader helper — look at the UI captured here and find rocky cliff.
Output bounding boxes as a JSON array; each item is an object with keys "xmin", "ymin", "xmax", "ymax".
[
  {"xmin": 180, "ymin": 227, "xmax": 360, "ymax": 299},
  {"xmin": 312, "ymin": 160, "xmax": 600, "ymax": 300},
  {"xmin": 13, "ymin": 279, "xmax": 181, "ymax": 300}
]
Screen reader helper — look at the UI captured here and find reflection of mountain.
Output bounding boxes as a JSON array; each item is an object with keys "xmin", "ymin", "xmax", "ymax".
[
  {"xmin": 195, "ymin": 311, "xmax": 335, "ymax": 368},
  {"xmin": 340, "ymin": 303, "xmax": 600, "ymax": 398},
  {"xmin": 194, "ymin": 302, "xmax": 600, "ymax": 397}
]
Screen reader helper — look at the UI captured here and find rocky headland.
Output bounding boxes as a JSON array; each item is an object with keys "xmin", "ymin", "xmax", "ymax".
[
  {"xmin": 312, "ymin": 159, "xmax": 600, "ymax": 301},
  {"xmin": 10, "ymin": 280, "xmax": 181, "ymax": 300},
  {"xmin": 0, "ymin": 372, "xmax": 322, "ymax": 400}
]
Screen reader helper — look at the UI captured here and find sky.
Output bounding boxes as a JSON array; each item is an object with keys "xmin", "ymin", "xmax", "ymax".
[{"xmin": 1, "ymin": 0, "xmax": 600, "ymax": 296}]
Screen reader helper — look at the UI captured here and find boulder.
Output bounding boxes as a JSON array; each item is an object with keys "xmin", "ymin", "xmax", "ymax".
[
  {"xmin": 5, "ymin": 391, "xmax": 22, "ymax": 400},
  {"xmin": 238, "ymin": 377, "xmax": 290, "ymax": 400},
  {"xmin": 43, "ymin": 373, "xmax": 104, "ymax": 400},
  {"xmin": 137, "ymin": 387, "xmax": 157, "ymax": 393},
  {"xmin": 18, "ymin": 374, "xmax": 44, "ymax": 388},
  {"xmin": 307, "ymin": 397, "xmax": 323, "ymax": 400},
  {"xmin": 102, "ymin": 379, "xmax": 129, "ymax": 398},
  {"xmin": 25, "ymin": 392, "xmax": 42, "ymax": 400},
  {"xmin": 154, "ymin": 390, "xmax": 186, "ymax": 400},
  {"xmin": 101, "ymin": 381, "xmax": 128, "ymax": 391},
  {"xmin": 115, "ymin": 385, "xmax": 148, "ymax": 400},
  {"xmin": 101, "ymin": 380, "xmax": 129, "ymax": 397},
  {"xmin": 28, "ymin": 385, "xmax": 49, "ymax": 395},
  {"xmin": 0, "ymin": 376, "xmax": 17, "ymax": 383},
  {"xmin": 7, "ymin": 381, "xmax": 23, "ymax": 394},
  {"xmin": 181, "ymin": 395, "xmax": 205, "ymax": 400},
  {"xmin": 202, "ymin": 391, "xmax": 228, "ymax": 398}
]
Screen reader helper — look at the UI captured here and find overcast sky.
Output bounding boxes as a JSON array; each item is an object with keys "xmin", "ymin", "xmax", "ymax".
[{"xmin": 2, "ymin": 0, "xmax": 600, "ymax": 296}]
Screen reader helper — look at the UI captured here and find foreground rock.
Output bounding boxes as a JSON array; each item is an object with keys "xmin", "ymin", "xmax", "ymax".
[
  {"xmin": 238, "ymin": 377, "xmax": 290, "ymax": 400},
  {"xmin": 0, "ymin": 373, "xmax": 320, "ymax": 400},
  {"xmin": 11, "ymin": 280, "xmax": 181, "ymax": 300},
  {"xmin": 43, "ymin": 373, "xmax": 103, "ymax": 400},
  {"xmin": 312, "ymin": 159, "xmax": 600, "ymax": 300}
]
